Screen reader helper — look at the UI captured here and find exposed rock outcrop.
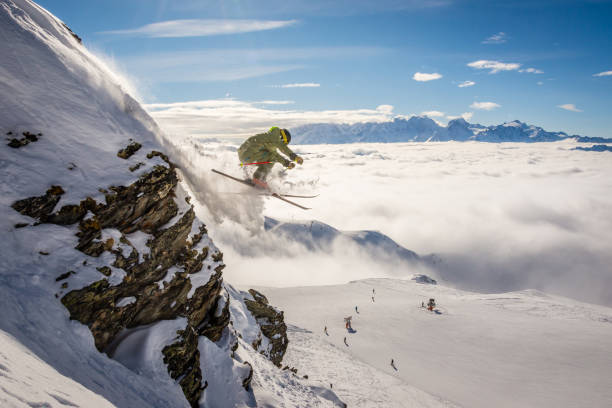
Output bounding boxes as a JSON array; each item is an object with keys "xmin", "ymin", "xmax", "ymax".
[
  {"xmin": 6, "ymin": 130, "xmax": 42, "ymax": 148},
  {"xmin": 244, "ymin": 289, "xmax": 289, "ymax": 367}
]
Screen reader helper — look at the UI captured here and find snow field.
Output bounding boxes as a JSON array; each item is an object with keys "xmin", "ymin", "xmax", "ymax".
[{"xmin": 259, "ymin": 278, "xmax": 612, "ymax": 408}]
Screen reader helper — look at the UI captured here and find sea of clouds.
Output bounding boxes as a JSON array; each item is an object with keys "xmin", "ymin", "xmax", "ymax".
[{"xmin": 166, "ymin": 136, "xmax": 612, "ymax": 307}]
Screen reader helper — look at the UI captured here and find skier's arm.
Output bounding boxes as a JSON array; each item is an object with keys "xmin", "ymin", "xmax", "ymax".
[
  {"xmin": 278, "ymin": 143, "xmax": 298, "ymax": 162},
  {"xmin": 264, "ymin": 145, "xmax": 292, "ymax": 167}
]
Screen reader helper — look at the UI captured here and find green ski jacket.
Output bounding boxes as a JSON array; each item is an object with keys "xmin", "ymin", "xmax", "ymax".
[{"xmin": 238, "ymin": 127, "xmax": 297, "ymax": 167}]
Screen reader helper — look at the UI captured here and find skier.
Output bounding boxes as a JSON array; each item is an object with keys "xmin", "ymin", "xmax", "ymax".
[
  {"xmin": 324, "ymin": 326, "xmax": 328, "ymax": 335},
  {"xmin": 344, "ymin": 336, "xmax": 348, "ymax": 346},
  {"xmin": 421, "ymin": 301, "xmax": 425, "ymax": 308},
  {"xmin": 355, "ymin": 306, "xmax": 359, "ymax": 313},
  {"xmin": 427, "ymin": 298, "xmax": 436, "ymax": 311},
  {"xmin": 237, "ymin": 127, "xmax": 303, "ymax": 189},
  {"xmin": 371, "ymin": 296, "xmax": 375, "ymax": 303}
]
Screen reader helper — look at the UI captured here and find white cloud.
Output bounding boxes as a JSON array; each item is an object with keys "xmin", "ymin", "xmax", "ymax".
[
  {"xmin": 104, "ymin": 19, "xmax": 297, "ymax": 37},
  {"xmin": 145, "ymin": 99, "xmax": 397, "ymax": 139},
  {"xmin": 519, "ymin": 68, "xmax": 544, "ymax": 74},
  {"xmin": 537, "ymin": 81, "xmax": 543, "ymax": 86},
  {"xmin": 276, "ymin": 83, "xmax": 320, "ymax": 88},
  {"xmin": 256, "ymin": 100, "xmax": 295, "ymax": 105},
  {"xmin": 413, "ymin": 72, "xmax": 443, "ymax": 82},
  {"xmin": 421, "ymin": 110, "xmax": 445, "ymax": 117},
  {"xmin": 558, "ymin": 104, "xmax": 582, "ymax": 112},
  {"xmin": 593, "ymin": 70, "xmax": 612, "ymax": 77},
  {"xmin": 446, "ymin": 112, "xmax": 473, "ymax": 121},
  {"xmin": 482, "ymin": 32, "xmax": 507, "ymax": 44},
  {"xmin": 470, "ymin": 101, "xmax": 501, "ymax": 110},
  {"xmin": 458, "ymin": 80, "xmax": 475, "ymax": 88},
  {"xmin": 467, "ymin": 60, "xmax": 521, "ymax": 74}
]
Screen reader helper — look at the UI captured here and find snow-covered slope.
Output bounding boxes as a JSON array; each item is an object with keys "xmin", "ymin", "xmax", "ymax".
[
  {"xmin": 0, "ymin": 1, "xmax": 344, "ymax": 407},
  {"xmin": 259, "ymin": 278, "xmax": 612, "ymax": 408},
  {"xmin": 290, "ymin": 117, "xmax": 601, "ymax": 144}
]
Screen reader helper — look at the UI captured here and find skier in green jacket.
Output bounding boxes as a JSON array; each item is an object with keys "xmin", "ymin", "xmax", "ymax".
[{"xmin": 237, "ymin": 127, "xmax": 303, "ymax": 189}]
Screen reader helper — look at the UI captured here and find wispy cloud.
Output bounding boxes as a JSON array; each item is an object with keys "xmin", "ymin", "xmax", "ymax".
[
  {"xmin": 467, "ymin": 60, "xmax": 521, "ymax": 74},
  {"xmin": 593, "ymin": 70, "xmax": 612, "ymax": 77},
  {"xmin": 274, "ymin": 83, "xmax": 321, "ymax": 88},
  {"xmin": 103, "ymin": 19, "xmax": 297, "ymax": 38},
  {"xmin": 413, "ymin": 72, "xmax": 442, "ymax": 82},
  {"xmin": 145, "ymin": 99, "xmax": 397, "ymax": 139},
  {"xmin": 458, "ymin": 80, "xmax": 475, "ymax": 88},
  {"xmin": 119, "ymin": 47, "xmax": 387, "ymax": 83},
  {"xmin": 519, "ymin": 68, "xmax": 544, "ymax": 74},
  {"xmin": 421, "ymin": 110, "xmax": 445, "ymax": 117},
  {"xmin": 470, "ymin": 101, "xmax": 501, "ymax": 110},
  {"xmin": 558, "ymin": 104, "xmax": 582, "ymax": 112},
  {"xmin": 482, "ymin": 32, "xmax": 507, "ymax": 44}
]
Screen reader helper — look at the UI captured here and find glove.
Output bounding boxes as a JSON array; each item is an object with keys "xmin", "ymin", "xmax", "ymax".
[
  {"xmin": 295, "ymin": 156, "xmax": 303, "ymax": 165},
  {"xmin": 287, "ymin": 162, "xmax": 296, "ymax": 169}
]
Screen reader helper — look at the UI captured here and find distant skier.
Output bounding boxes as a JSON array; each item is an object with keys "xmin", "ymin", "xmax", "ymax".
[
  {"xmin": 427, "ymin": 298, "xmax": 436, "ymax": 311},
  {"xmin": 355, "ymin": 306, "xmax": 359, "ymax": 313},
  {"xmin": 324, "ymin": 326, "xmax": 328, "ymax": 336},
  {"xmin": 391, "ymin": 359, "xmax": 396, "ymax": 370},
  {"xmin": 344, "ymin": 316, "xmax": 352, "ymax": 330},
  {"xmin": 371, "ymin": 296, "xmax": 375, "ymax": 302},
  {"xmin": 421, "ymin": 301, "xmax": 425, "ymax": 308},
  {"xmin": 237, "ymin": 126, "xmax": 303, "ymax": 189},
  {"xmin": 372, "ymin": 288, "xmax": 375, "ymax": 295},
  {"xmin": 344, "ymin": 337, "xmax": 348, "ymax": 346}
]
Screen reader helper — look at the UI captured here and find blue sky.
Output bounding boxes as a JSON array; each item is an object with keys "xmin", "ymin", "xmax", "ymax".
[{"xmin": 39, "ymin": 0, "xmax": 612, "ymax": 137}]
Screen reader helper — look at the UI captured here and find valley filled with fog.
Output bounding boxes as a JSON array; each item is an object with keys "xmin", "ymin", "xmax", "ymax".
[{"xmin": 170, "ymin": 137, "xmax": 612, "ymax": 306}]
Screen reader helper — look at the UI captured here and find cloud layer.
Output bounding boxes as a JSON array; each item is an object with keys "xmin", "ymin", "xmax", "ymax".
[
  {"xmin": 146, "ymin": 99, "xmax": 398, "ymax": 139},
  {"xmin": 104, "ymin": 19, "xmax": 297, "ymax": 37},
  {"xmin": 166, "ymin": 137, "xmax": 612, "ymax": 307}
]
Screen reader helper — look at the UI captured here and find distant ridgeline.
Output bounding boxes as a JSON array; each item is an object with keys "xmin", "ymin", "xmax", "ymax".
[{"xmin": 290, "ymin": 117, "xmax": 612, "ymax": 144}]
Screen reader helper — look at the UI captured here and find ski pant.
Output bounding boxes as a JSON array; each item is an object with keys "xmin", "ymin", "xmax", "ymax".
[{"xmin": 238, "ymin": 149, "xmax": 274, "ymax": 181}]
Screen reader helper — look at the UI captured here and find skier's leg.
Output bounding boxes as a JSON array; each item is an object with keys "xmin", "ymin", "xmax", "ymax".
[{"xmin": 253, "ymin": 163, "xmax": 273, "ymax": 181}]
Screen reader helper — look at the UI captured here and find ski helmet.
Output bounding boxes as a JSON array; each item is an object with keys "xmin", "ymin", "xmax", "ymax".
[{"xmin": 280, "ymin": 128, "xmax": 291, "ymax": 144}]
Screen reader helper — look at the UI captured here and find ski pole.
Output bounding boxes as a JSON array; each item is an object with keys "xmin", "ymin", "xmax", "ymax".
[{"xmin": 240, "ymin": 161, "xmax": 271, "ymax": 167}]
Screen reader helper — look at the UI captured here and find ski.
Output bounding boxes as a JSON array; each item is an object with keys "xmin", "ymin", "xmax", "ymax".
[{"xmin": 212, "ymin": 169, "xmax": 312, "ymax": 210}]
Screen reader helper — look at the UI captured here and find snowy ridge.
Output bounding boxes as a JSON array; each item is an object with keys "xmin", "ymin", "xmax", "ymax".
[
  {"xmin": 0, "ymin": 1, "xmax": 346, "ymax": 407},
  {"xmin": 290, "ymin": 117, "xmax": 609, "ymax": 144}
]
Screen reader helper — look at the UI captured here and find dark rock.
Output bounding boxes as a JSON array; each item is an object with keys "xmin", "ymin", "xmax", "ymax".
[
  {"xmin": 11, "ymin": 185, "xmax": 65, "ymax": 220},
  {"xmin": 242, "ymin": 361, "xmax": 253, "ymax": 391},
  {"xmin": 244, "ymin": 289, "xmax": 289, "ymax": 367},
  {"xmin": 163, "ymin": 328, "xmax": 204, "ymax": 408},
  {"xmin": 56, "ymin": 271, "xmax": 75, "ymax": 281},
  {"xmin": 96, "ymin": 266, "xmax": 112, "ymax": 277},
  {"xmin": 117, "ymin": 141, "xmax": 142, "ymax": 159},
  {"xmin": 62, "ymin": 23, "xmax": 82, "ymax": 44},
  {"xmin": 14, "ymin": 223, "xmax": 29, "ymax": 228},
  {"xmin": 129, "ymin": 162, "xmax": 144, "ymax": 172},
  {"xmin": 146, "ymin": 150, "xmax": 174, "ymax": 167},
  {"xmin": 39, "ymin": 251, "xmax": 49, "ymax": 255},
  {"xmin": 6, "ymin": 131, "xmax": 41, "ymax": 148}
]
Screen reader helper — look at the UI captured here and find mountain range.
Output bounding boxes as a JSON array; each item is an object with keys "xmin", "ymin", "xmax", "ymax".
[{"xmin": 291, "ymin": 116, "xmax": 611, "ymax": 144}]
